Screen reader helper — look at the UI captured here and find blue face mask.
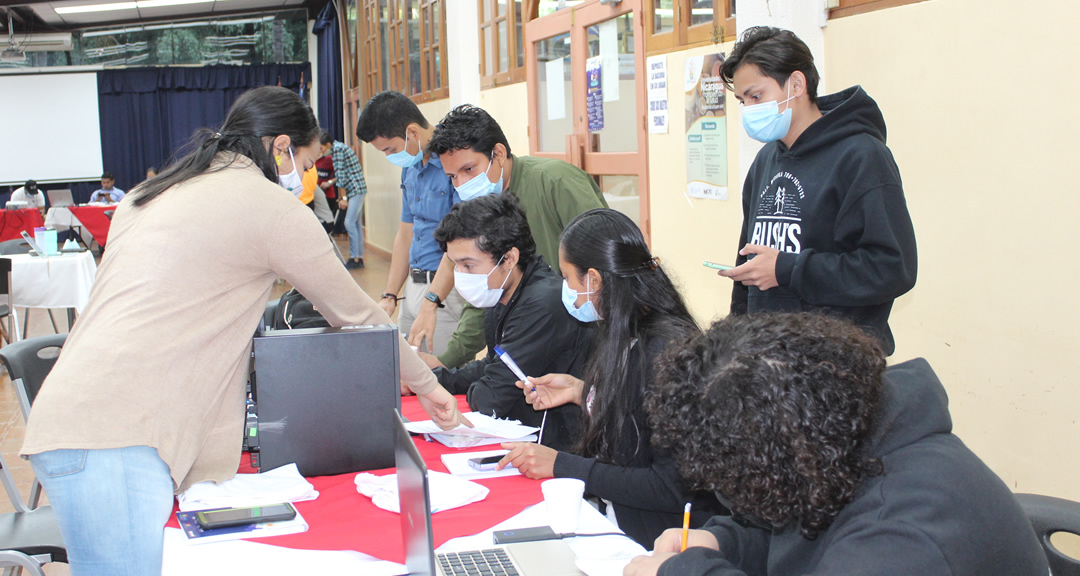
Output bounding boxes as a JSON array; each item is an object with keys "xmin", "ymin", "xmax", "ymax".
[
  {"xmin": 454, "ymin": 155, "xmax": 504, "ymax": 201},
  {"xmin": 741, "ymin": 83, "xmax": 795, "ymax": 143},
  {"xmin": 386, "ymin": 131, "xmax": 422, "ymax": 168},
  {"xmin": 561, "ymin": 277, "xmax": 599, "ymax": 323}
]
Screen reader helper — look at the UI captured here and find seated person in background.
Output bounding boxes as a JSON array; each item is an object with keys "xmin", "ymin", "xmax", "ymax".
[
  {"xmin": 299, "ymin": 166, "xmax": 334, "ymax": 228},
  {"xmin": 145, "ymin": 167, "xmax": 158, "ymax": 180},
  {"xmin": 431, "ymin": 193, "xmax": 590, "ymax": 451},
  {"xmin": 89, "ymin": 171, "xmax": 126, "ymax": 203},
  {"xmin": 498, "ymin": 208, "xmax": 726, "ymax": 548},
  {"xmin": 11, "ymin": 179, "xmax": 45, "ymax": 210},
  {"xmin": 626, "ymin": 313, "xmax": 1049, "ymax": 576}
]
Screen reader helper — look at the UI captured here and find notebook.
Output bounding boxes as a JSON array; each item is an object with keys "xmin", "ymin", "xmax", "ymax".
[
  {"xmin": 394, "ymin": 410, "xmax": 584, "ymax": 576},
  {"xmin": 46, "ymin": 189, "xmax": 74, "ymax": 207}
]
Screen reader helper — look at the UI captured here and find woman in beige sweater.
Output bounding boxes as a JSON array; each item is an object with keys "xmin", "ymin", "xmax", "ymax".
[{"xmin": 20, "ymin": 86, "xmax": 465, "ymax": 575}]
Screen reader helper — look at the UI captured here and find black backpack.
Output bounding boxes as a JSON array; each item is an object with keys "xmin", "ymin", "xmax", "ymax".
[{"xmin": 272, "ymin": 289, "xmax": 330, "ymax": 330}]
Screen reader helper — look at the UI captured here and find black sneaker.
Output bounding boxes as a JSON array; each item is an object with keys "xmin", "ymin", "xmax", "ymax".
[{"xmin": 345, "ymin": 258, "xmax": 365, "ymax": 270}]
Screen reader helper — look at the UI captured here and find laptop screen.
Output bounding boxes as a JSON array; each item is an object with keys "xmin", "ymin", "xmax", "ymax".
[
  {"xmin": 395, "ymin": 410, "xmax": 437, "ymax": 576},
  {"xmin": 46, "ymin": 189, "xmax": 74, "ymax": 207}
]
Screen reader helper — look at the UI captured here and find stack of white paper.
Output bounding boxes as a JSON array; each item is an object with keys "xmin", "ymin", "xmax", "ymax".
[
  {"xmin": 405, "ymin": 413, "xmax": 539, "ymax": 448},
  {"xmin": 178, "ymin": 463, "xmax": 319, "ymax": 511}
]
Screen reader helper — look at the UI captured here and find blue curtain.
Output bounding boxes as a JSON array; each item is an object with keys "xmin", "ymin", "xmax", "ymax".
[
  {"xmin": 312, "ymin": 1, "xmax": 344, "ymax": 142},
  {"xmin": 97, "ymin": 63, "xmax": 311, "ymax": 194}
]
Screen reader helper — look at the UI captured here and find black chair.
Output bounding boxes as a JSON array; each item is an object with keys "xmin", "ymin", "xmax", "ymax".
[
  {"xmin": 1016, "ymin": 493, "xmax": 1080, "ymax": 576},
  {"xmin": 0, "ymin": 259, "xmax": 13, "ymax": 344},
  {"xmin": 0, "ymin": 334, "xmax": 66, "ymax": 510},
  {"xmin": 0, "ymin": 452, "xmax": 67, "ymax": 576}
]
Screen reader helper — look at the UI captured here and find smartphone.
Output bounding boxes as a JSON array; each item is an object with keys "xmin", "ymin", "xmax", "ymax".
[
  {"xmin": 468, "ymin": 455, "xmax": 504, "ymax": 471},
  {"xmin": 703, "ymin": 261, "xmax": 734, "ymax": 271},
  {"xmin": 492, "ymin": 526, "xmax": 560, "ymax": 544},
  {"xmin": 196, "ymin": 502, "xmax": 297, "ymax": 531}
]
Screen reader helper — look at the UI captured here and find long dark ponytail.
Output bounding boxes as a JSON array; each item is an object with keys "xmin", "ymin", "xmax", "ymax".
[
  {"xmin": 131, "ymin": 86, "xmax": 319, "ymax": 207},
  {"xmin": 560, "ymin": 209, "xmax": 699, "ymax": 463}
]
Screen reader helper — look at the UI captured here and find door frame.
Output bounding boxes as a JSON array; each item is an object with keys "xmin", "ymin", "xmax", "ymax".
[{"xmin": 525, "ymin": 0, "xmax": 651, "ymax": 241}]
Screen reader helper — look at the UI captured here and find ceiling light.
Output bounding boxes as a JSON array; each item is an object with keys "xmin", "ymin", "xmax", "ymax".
[{"xmin": 56, "ymin": 0, "xmax": 226, "ymax": 15}]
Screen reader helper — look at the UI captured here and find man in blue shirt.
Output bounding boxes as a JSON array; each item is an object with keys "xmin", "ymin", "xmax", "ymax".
[
  {"xmin": 356, "ymin": 91, "xmax": 471, "ymax": 364},
  {"xmin": 89, "ymin": 172, "xmax": 126, "ymax": 203}
]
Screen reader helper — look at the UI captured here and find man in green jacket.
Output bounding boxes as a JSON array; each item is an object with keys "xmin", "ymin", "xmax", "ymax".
[{"xmin": 410, "ymin": 104, "xmax": 607, "ymax": 368}]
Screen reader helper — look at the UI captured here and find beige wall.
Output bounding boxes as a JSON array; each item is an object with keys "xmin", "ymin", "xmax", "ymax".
[
  {"xmin": 648, "ymin": 44, "xmax": 742, "ymax": 325},
  {"xmin": 823, "ymin": 0, "xmax": 1080, "ymax": 500}
]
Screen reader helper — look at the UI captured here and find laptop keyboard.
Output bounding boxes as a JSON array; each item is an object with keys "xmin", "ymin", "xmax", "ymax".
[{"xmin": 437, "ymin": 549, "xmax": 519, "ymax": 576}]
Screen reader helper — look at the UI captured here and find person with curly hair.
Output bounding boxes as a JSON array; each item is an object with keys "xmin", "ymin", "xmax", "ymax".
[
  {"xmin": 626, "ymin": 313, "xmax": 1047, "ymax": 576},
  {"xmin": 497, "ymin": 209, "xmax": 724, "ymax": 547}
]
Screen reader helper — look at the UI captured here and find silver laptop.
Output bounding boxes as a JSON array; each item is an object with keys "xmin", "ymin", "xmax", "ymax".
[
  {"xmin": 46, "ymin": 189, "xmax": 74, "ymax": 207},
  {"xmin": 394, "ymin": 411, "xmax": 584, "ymax": 576}
]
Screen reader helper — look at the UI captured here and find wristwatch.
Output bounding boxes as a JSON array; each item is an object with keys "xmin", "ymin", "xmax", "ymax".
[{"xmin": 425, "ymin": 292, "xmax": 445, "ymax": 308}]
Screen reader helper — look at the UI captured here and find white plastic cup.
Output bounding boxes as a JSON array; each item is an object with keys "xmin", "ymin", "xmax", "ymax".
[{"xmin": 541, "ymin": 478, "xmax": 585, "ymax": 534}]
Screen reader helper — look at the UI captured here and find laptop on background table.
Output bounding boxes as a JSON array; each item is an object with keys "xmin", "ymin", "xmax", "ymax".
[
  {"xmin": 393, "ymin": 410, "xmax": 585, "ymax": 576},
  {"xmin": 46, "ymin": 189, "xmax": 74, "ymax": 207}
]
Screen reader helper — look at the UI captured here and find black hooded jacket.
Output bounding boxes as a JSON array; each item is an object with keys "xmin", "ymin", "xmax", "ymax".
[
  {"xmin": 657, "ymin": 358, "xmax": 1048, "ymax": 576},
  {"xmin": 730, "ymin": 86, "xmax": 917, "ymax": 355}
]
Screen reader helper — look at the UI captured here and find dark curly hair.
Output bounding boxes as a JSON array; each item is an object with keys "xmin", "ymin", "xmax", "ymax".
[
  {"xmin": 719, "ymin": 26, "xmax": 820, "ymax": 104},
  {"xmin": 427, "ymin": 104, "xmax": 511, "ymax": 158},
  {"xmin": 646, "ymin": 313, "xmax": 885, "ymax": 539},
  {"xmin": 433, "ymin": 193, "xmax": 536, "ymax": 272}
]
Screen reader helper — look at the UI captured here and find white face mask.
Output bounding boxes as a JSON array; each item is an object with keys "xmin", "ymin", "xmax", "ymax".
[
  {"xmin": 278, "ymin": 147, "xmax": 303, "ymax": 197},
  {"xmin": 454, "ymin": 255, "xmax": 511, "ymax": 308}
]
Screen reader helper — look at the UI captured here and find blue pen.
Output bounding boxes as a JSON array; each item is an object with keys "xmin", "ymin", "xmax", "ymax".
[{"xmin": 494, "ymin": 345, "xmax": 547, "ymax": 444}]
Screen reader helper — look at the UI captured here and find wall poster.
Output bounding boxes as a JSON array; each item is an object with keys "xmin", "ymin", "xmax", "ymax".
[{"xmin": 684, "ymin": 53, "xmax": 728, "ymax": 201}]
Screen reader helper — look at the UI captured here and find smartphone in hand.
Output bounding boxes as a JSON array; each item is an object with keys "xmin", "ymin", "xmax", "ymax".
[{"xmin": 703, "ymin": 261, "xmax": 734, "ymax": 271}]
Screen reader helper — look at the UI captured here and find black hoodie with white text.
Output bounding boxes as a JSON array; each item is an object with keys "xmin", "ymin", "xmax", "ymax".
[{"xmin": 730, "ymin": 86, "xmax": 917, "ymax": 355}]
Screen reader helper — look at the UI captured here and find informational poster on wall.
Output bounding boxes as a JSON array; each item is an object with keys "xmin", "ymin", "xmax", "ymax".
[
  {"xmin": 684, "ymin": 53, "xmax": 728, "ymax": 201},
  {"xmin": 646, "ymin": 55, "xmax": 668, "ymax": 134},
  {"xmin": 586, "ymin": 56, "xmax": 604, "ymax": 132}
]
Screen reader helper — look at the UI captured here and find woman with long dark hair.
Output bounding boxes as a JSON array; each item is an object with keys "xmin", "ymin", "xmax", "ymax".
[
  {"xmin": 498, "ymin": 208, "xmax": 722, "ymax": 546},
  {"xmin": 20, "ymin": 86, "xmax": 465, "ymax": 574}
]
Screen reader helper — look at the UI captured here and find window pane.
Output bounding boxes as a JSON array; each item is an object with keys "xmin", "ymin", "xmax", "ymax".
[
  {"xmin": 514, "ymin": 0, "xmax": 523, "ymax": 68},
  {"xmin": 408, "ymin": 0, "xmax": 421, "ymax": 94},
  {"xmin": 690, "ymin": 0, "xmax": 713, "ymax": 26},
  {"xmin": 497, "ymin": 20, "xmax": 508, "ymax": 73},
  {"xmin": 497, "ymin": 0, "xmax": 506, "ymax": 16},
  {"xmin": 535, "ymin": 33, "xmax": 572, "ymax": 153},
  {"xmin": 379, "ymin": 0, "xmax": 390, "ymax": 91},
  {"xmin": 653, "ymin": 0, "xmax": 673, "ymax": 34},
  {"xmin": 590, "ymin": 13, "xmax": 637, "ymax": 153},
  {"xmin": 484, "ymin": 25, "xmax": 494, "ymax": 76}
]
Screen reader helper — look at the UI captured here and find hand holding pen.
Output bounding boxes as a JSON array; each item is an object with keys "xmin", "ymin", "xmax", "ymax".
[{"xmin": 515, "ymin": 373, "xmax": 585, "ymax": 411}]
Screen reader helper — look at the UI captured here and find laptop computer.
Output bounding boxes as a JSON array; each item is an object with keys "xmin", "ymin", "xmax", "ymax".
[
  {"xmin": 394, "ymin": 410, "xmax": 585, "ymax": 576},
  {"xmin": 46, "ymin": 189, "xmax": 74, "ymax": 207}
]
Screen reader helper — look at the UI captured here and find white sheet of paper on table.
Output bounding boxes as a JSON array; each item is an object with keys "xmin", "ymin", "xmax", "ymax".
[
  {"xmin": 405, "ymin": 412, "xmax": 539, "ymax": 439},
  {"xmin": 440, "ymin": 449, "xmax": 521, "ymax": 480}
]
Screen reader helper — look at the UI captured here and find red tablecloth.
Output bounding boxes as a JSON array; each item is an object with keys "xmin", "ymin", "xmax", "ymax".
[
  {"xmin": 166, "ymin": 395, "xmax": 544, "ymax": 564},
  {"xmin": 0, "ymin": 208, "xmax": 44, "ymax": 241},
  {"xmin": 68, "ymin": 205, "xmax": 114, "ymax": 245}
]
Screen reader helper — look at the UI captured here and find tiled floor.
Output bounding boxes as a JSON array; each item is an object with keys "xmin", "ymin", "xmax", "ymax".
[{"xmin": 0, "ymin": 235, "xmax": 392, "ymax": 574}]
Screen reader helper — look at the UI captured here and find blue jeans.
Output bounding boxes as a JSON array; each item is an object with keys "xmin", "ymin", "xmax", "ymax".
[
  {"xmin": 344, "ymin": 194, "xmax": 365, "ymax": 259},
  {"xmin": 30, "ymin": 446, "xmax": 175, "ymax": 576}
]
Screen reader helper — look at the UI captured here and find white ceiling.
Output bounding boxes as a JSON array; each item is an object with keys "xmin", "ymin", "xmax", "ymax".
[{"xmin": 10, "ymin": 0, "xmax": 305, "ymax": 31}]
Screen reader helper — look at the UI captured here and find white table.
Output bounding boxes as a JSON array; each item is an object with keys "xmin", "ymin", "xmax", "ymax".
[
  {"xmin": 43, "ymin": 207, "xmax": 94, "ymax": 247},
  {"xmin": 162, "ymin": 499, "xmax": 646, "ymax": 575},
  {"xmin": 1, "ymin": 250, "xmax": 97, "ymax": 339}
]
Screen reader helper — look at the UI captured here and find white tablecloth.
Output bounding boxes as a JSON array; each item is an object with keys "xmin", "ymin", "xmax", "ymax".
[
  {"xmin": 2, "ymin": 251, "xmax": 97, "ymax": 311},
  {"xmin": 43, "ymin": 207, "xmax": 94, "ymax": 246}
]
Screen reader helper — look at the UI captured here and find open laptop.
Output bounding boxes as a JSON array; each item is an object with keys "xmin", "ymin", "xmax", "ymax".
[
  {"xmin": 394, "ymin": 410, "xmax": 585, "ymax": 576},
  {"xmin": 46, "ymin": 189, "xmax": 74, "ymax": 208}
]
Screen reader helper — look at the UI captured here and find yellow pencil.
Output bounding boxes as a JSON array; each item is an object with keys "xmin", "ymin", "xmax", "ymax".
[{"xmin": 680, "ymin": 502, "xmax": 691, "ymax": 552}]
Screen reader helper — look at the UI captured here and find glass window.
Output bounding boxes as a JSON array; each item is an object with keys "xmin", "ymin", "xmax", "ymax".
[
  {"xmin": 478, "ymin": 0, "xmax": 531, "ymax": 88},
  {"xmin": 361, "ymin": 0, "xmax": 446, "ymax": 101},
  {"xmin": 647, "ymin": 0, "xmax": 734, "ymax": 53}
]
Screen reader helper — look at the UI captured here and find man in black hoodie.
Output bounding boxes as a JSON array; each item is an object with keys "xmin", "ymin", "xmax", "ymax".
[
  {"xmin": 716, "ymin": 27, "xmax": 917, "ymax": 355},
  {"xmin": 431, "ymin": 193, "xmax": 589, "ymax": 450},
  {"xmin": 626, "ymin": 313, "xmax": 1047, "ymax": 576}
]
